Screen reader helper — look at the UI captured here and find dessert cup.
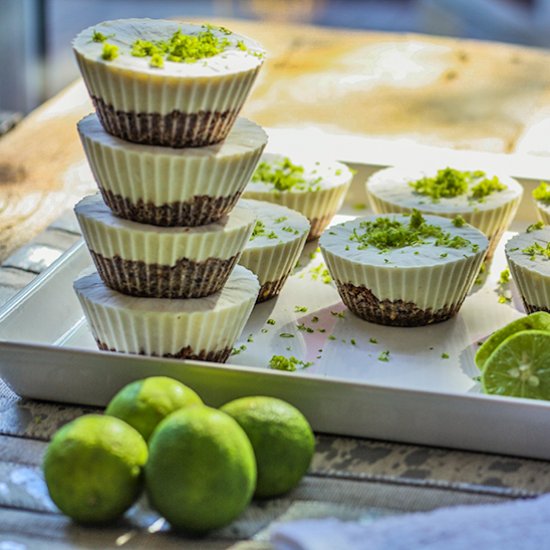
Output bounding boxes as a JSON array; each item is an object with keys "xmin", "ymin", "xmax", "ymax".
[
  {"xmin": 320, "ymin": 212, "xmax": 488, "ymax": 326},
  {"xmin": 237, "ymin": 199, "xmax": 310, "ymax": 301},
  {"xmin": 73, "ymin": 19, "xmax": 265, "ymax": 147},
  {"xmin": 74, "ymin": 266, "xmax": 260, "ymax": 362},
  {"xmin": 78, "ymin": 114, "xmax": 267, "ymax": 226},
  {"xmin": 75, "ymin": 194, "xmax": 256, "ymax": 298}
]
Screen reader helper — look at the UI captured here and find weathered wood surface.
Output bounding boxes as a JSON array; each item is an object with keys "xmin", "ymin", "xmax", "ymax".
[
  {"xmin": 2, "ymin": 20, "xmax": 550, "ymax": 260},
  {"xmin": 0, "ymin": 429, "xmax": 516, "ymax": 549}
]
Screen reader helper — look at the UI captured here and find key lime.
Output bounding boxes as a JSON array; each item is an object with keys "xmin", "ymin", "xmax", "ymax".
[
  {"xmin": 221, "ymin": 396, "xmax": 315, "ymax": 498},
  {"xmin": 475, "ymin": 311, "xmax": 550, "ymax": 371},
  {"xmin": 105, "ymin": 376, "xmax": 202, "ymax": 441},
  {"xmin": 481, "ymin": 330, "xmax": 550, "ymax": 400},
  {"xmin": 145, "ymin": 406, "xmax": 256, "ymax": 533},
  {"xmin": 43, "ymin": 414, "xmax": 148, "ymax": 524}
]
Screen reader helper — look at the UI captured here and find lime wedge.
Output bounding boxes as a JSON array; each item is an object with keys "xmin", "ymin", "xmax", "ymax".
[
  {"xmin": 475, "ymin": 312, "xmax": 550, "ymax": 372},
  {"xmin": 481, "ymin": 330, "xmax": 550, "ymax": 400}
]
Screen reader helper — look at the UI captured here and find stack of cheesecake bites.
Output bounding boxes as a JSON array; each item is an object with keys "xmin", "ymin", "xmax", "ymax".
[{"xmin": 71, "ymin": 18, "xmax": 310, "ymax": 362}]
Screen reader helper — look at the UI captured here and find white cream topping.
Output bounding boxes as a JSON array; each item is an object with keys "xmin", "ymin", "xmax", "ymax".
[
  {"xmin": 76, "ymin": 194, "xmax": 254, "ymax": 237},
  {"xmin": 245, "ymin": 153, "xmax": 353, "ymax": 195},
  {"xmin": 78, "ymin": 113, "xmax": 268, "ymax": 158},
  {"xmin": 75, "ymin": 194, "xmax": 256, "ymax": 263},
  {"xmin": 367, "ymin": 167, "xmax": 522, "ymax": 213},
  {"xmin": 238, "ymin": 199, "xmax": 310, "ymax": 249},
  {"xmin": 506, "ymin": 228, "xmax": 550, "ymax": 276},
  {"xmin": 73, "ymin": 19, "xmax": 264, "ymax": 78},
  {"xmin": 74, "ymin": 265, "xmax": 259, "ymax": 314},
  {"xmin": 320, "ymin": 214, "xmax": 488, "ymax": 268}
]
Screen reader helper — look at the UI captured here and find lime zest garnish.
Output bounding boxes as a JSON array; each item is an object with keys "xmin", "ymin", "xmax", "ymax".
[
  {"xmin": 522, "ymin": 240, "xmax": 550, "ymax": 261},
  {"xmin": 409, "ymin": 168, "xmax": 505, "ymax": 203},
  {"xmin": 348, "ymin": 210, "xmax": 475, "ymax": 252},
  {"xmin": 231, "ymin": 344, "xmax": 247, "ymax": 356},
  {"xmin": 250, "ymin": 220, "xmax": 278, "ymax": 241},
  {"xmin": 150, "ymin": 53, "xmax": 165, "ymax": 68},
  {"xmin": 130, "ymin": 28, "xmax": 232, "ymax": 65},
  {"xmin": 469, "ymin": 176, "xmax": 506, "ymax": 200},
  {"xmin": 533, "ymin": 181, "xmax": 550, "ymax": 205},
  {"xmin": 269, "ymin": 355, "xmax": 312, "ymax": 371},
  {"xmin": 452, "ymin": 215, "xmax": 466, "ymax": 227},
  {"xmin": 252, "ymin": 157, "xmax": 321, "ymax": 192},
  {"xmin": 92, "ymin": 30, "xmax": 113, "ymax": 43},
  {"xmin": 527, "ymin": 221, "xmax": 544, "ymax": 233},
  {"xmin": 101, "ymin": 43, "xmax": 119, "ymax": 61},
  {"xmin": 309, "ymin": 263, "xmax": 332, "ymax": 284},
  {"xmin": 496, "ymin": 267, "xmax": 511, "ymax": 303}
]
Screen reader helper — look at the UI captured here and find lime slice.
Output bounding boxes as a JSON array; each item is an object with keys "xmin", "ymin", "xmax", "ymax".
[
  {"xmin": 475, "ymin": 312, "xmax": 550, "ymax": 371},
  {"xmin": 481, "ymin": 330, "xmax": 550, "ymax": 400}
]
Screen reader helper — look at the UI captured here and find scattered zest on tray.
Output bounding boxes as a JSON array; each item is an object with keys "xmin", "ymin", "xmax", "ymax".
[
  {"xmin": 269, "ymin": 355, "xmax": 313, "ymax": 372},
  {"xmin": 496, "ymin": 268, "xmax": 512, "ymax": 304}
]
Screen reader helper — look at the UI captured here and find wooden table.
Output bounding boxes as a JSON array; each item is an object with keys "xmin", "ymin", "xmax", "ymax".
[{"xmin": 2, "ymin": 19, "xmax": 550, "ymax": 548}]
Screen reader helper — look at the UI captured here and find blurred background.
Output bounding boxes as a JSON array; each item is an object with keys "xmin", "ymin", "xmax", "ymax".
[{"xmin": 1, "ymin": 0, "xmax": 548, "ymax": 116}]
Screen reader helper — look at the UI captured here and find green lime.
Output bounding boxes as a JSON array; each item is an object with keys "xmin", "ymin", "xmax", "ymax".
[
  {"xmin": 221, "ymin": 396, "xmax": 315, "ymax": 498},
  {"xmin": 105, "ymin": 376, "xmax": 202, "ymax": 441},
  {"xmin": 481, "ymin": 330, "xmax": 550, "ymax": 400},
  {"xmin": 475, "ymin": 311, "xmax": 550, "ymax": 371},
  {"xmin": 43, "ymin": 414, "xmax": 148, "ymax": 524},
  {"xmin": 145, "ymin": 406, "xmax": 256, "ymax": 532}
]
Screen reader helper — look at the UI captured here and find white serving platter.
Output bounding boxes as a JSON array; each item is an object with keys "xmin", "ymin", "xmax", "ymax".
[{"xmin": 2, "ymin": 139, "xmax": 550, "ymax": 460}]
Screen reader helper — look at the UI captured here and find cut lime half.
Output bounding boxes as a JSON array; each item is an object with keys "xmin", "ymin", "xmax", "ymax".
[
  {"xmin": 475, "ymin": 312, "xmax": 550, "ymax": 372},
  {"xmin": 481, "ymin": 330, "xmax": 550, "ymax": 400}
]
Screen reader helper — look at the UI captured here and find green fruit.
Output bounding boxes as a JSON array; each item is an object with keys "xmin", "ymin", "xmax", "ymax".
[
  {"xmin": 43, "ymin": 414, "xmax": 148, "ymax": 524},
  {"xmin": 145, "ymin": 406, "xmax": 256, "ymax": 533},
  {"xmin": 105, "ymin": 376, "xmax": 202, "ymax": 441},
  {"xmin": 482, "ymin": 330, "xmax": 550, "ymax": 400},
  {"xmin": 221, "ymin": 396, "xmax": 315, "ymax": 498},
  {"xmin": 475, "ymin": 311, "xmax": 550, "ymax": 371}
]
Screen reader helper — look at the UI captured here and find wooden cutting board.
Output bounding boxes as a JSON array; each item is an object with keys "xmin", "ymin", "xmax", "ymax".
[{"xmin": 1, "ymin": 18, "xmax": 550, "ymax": 260}]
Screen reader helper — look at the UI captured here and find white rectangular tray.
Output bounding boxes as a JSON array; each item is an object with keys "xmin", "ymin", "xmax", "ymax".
[{"xmin": 2, "ymin": 142, "xmax": 550, "ymax": 460}]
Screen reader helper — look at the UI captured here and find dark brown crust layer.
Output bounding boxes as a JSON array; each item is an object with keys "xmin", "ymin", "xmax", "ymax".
[
  {"xmin": 92, "ymin": 96, "xmax": 240, "ymax": 147},
  {"xmin": 308, "ymin": 212, "xmax": 336, "ymax": 241},
  {"xmin": 257, "ymin": 274, "xmax": 290, "ymax": 303},
  {"xmin": 100, "ymin": 188, "xmax": 243, "ymax": 227},
  {"xmin": 96, "ymin": 340, "xmax": 232, "ymax": 363},
  {"xmin": 335, "ymin": 280, "xmax": 463, "ymax": 326},
  {"xmin": 91, "ymin": 251, "xmax": 238, "ymax": 299},
  {"xmin": 524, "ymin": 303, "xmax": 550, "ymax": 314}
]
